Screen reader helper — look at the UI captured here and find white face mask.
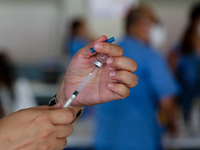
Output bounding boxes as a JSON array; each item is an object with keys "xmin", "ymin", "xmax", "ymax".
[{"xmin": 149, "ymin": 25, "xmax": 167, "ymax": 49}]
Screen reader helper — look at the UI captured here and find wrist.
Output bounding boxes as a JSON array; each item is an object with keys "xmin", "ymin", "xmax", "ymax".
[{"xmin": 56, "ymin": 82, "xmax": 67, "ymax": 105}]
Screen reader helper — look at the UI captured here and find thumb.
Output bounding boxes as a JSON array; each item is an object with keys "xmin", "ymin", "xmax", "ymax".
[
  {"xmin": 78, "ymin": 35, "xmax": 108, "ymax": 57},
  {"xmin": 31, "ymin": 103, "xmax": 63, "ymax": 110}
]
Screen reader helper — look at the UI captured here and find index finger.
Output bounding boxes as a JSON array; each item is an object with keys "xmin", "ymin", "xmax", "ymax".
[
  {"xmin": 94, "ymin": 42, "xmax": 123, "ymax": 57},
  {"xmin": 47, "ymin": 107, "xmax": 77, "ymax": 125},
  {"xmin": 29, "ymin": 103, "xmax": 63, "ymax": 110}
]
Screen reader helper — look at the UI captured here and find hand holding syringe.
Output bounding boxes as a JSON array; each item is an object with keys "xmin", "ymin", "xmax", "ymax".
[{"xmin": 63, "ymin": 37, "xmax": 115, "ymax": 108}]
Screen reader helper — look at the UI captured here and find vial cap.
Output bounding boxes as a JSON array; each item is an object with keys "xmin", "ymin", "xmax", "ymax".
[{"xmin": 93, "ymin": 60, "xmax": 103, "ymax": 68}]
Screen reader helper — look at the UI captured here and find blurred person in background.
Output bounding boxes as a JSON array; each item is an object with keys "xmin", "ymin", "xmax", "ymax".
[
  {"xmin": 0, "ymin": 50, "xmax": 37, "ymax": 113},
  {"xmin": 0, "ymin": 50, "xmax": 14, "ymax": 118},
  {"xmin": 66, "ymin": 18, "xmax": 92, "ymax": 57},
  {"xmin": 95, "ymin": 5, "xmax": 179, "ymax": 150},
  {"xmin": 168, "ymin": 2, "xmax": 200, "ymax": 128}
]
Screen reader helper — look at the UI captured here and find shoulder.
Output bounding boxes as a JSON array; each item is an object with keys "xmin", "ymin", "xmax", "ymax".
[
  {"xmin": 117, "ymin": 36, "xmax": 135, "ymax": 46},
  {"xmin": 119, "ymin": 36, "xmax": 162, "ymax": 59},
  {"xmin": 117, "ymin": 36, "xmax": 147, "ymax": 54}
]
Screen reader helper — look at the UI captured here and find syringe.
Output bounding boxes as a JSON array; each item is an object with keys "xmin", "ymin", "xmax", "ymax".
[
  {"xmin": 63, "ymin": 37, "xmax": 115, "ymax": 108},
  {"xmin": 63, "ymin": 72, "xmax": 93, "ymax": 107}
]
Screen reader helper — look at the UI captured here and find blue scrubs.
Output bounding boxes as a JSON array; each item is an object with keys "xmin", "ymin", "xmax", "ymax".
[
  {"xmin": 176, "ymin": 48, "xmax": 200, "ymax": 122},
  {"xmin": 68, "ymin": 37, "xmax": 89, "ymax": 57},
  {"xmin": 95, "ymin": 35, "xmax": 179, "ymax": 150}
]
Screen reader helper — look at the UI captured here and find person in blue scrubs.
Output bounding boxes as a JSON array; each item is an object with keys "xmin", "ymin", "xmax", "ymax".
[
  {"xmin": 66, "ymin": 19, "xmax": 91, "ymax": 57},
  {"xmin": 168, "ymin": 3, "xmax": 200, "ymax": 126},
  {"xmin": 95, "ymin": 5, "xmax": 179, "ymax": 150}
]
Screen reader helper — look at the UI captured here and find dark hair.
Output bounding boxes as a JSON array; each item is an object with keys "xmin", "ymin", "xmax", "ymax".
[
  {"xmin": 125, "ymin": 9, "xmax": 140, "ymax": 34},
  {"xmin": 125, "ymin": 5, "xmax": 156, "ymax": 34},
  {"xmin": 0, "ymin": 52, "xmax": 14, "ymax": 89},
  {"xmin": 70, "ymin": 19, "xmax": 84, "ymax": 37},
  {"xmin": 181, "ymin": 2, "xmax": 200, "ymax": 54},
  {"xmin": 190, "ymin": 2, "xmax": 200, "ymax": 21}
]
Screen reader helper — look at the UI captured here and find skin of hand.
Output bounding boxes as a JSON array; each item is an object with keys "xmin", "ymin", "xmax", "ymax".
[
  {"xmin": 57, "ymin": 35, "xmax": 138, "ymax": 107},
  {"xmin": 0, "ymin": 103, "xmax": 79, "ymax": 150}
]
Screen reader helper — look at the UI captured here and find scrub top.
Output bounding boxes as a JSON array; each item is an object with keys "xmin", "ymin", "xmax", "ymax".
[
  {"xmin": 95, "ymin": 35, "xmax": 179, "ymax": 150},
  {"xmin": 177, "ymin": 53, "xmax": 200, "ymax": 97},
  {"xmin": 174, "ymin": 45, "xmax": 200, "ymax": 122},
  {"xmin": 68, "ymin": 37, "xmax": 89, "ymax": 57}
]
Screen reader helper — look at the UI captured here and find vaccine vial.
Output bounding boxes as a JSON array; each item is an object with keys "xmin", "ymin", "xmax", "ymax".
[
  {"xmin": 91, "ymin": 37, "xmax": 115, "ymax": 69},
  {"xmin": 93, "ymin": 53, "xmax": 108, "ymax": 68}
]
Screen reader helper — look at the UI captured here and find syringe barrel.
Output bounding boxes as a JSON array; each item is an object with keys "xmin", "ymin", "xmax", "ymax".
[
  {"xmin": 63, "ymin": 73, "xmax": 92, "ymax": 108},
  {"xmin": 76, "ymin": 73, "xmax": 92, "ymax": 92},
  {"xmin": 63, "ymin": 91, "xmax": 78, "ymax": 108}
]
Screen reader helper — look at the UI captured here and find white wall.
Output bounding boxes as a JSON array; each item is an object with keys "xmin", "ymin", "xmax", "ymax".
[
  {"xmin": 87, "ymin": 0, "xmax": 138, "ymax": 40},
  {"xmin": 0, "ymin": 0, "xmax": 199, "ymax": 64},
  {"xmin": 0, "ymin": 0, "xmax": 61, "ymax": 64},
  {"xmin": 0, "ymin": 0, "xmax": 89, "ymax": 64}
]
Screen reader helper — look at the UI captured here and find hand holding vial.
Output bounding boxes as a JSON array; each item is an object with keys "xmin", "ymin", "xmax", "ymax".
[
  {"xmin": 56, "ymin": 35, "xmax": 138, "ymax": 107},
  {"xmin": 63, "ymin": 37, "xmax": 115, "ymax": 107}
]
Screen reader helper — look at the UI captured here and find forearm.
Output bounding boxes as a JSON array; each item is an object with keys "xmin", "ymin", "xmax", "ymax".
[{"xmin": 160, "ymin": 97, "xmax": 177, "ymax": 133}]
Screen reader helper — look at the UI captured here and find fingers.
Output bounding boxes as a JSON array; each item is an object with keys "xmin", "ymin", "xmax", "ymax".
[
  {"xmin": 29, "ymin": 103, "xmax": 63, "ymax": 110},
  {"xmin": 28, "ymin": 105, "xmax": 54, "ymax": 110},
  {"xmin": 78, "ymin": 35, "xmax": 123, "ymax": 58},
  {"xmin": 78, "ymin": 35, "xmax": 108, "ymax": 56},
  {"xmin": 108, "ymin": 83, "xmax": 130, "ymax": 100},
  {"xmin": 54, "ymin": 138, "xmax": 68, "ymax": 150},
  {"xmin": 107, "ymin": 56, "xmax": 138, "ymax": 99},
  {"xmin": 109, "ymin": 70, "xmax": 138, "ymax": 88},
  {"xmin": 107, "ymin": 56, "xmax": 137, "ymax": 72},
  {"xmin": 47, "ymin": 107, "xmax": 77, "ymax": 125},
  {"xmin": 52, "ymin": 103, "xmax": 63, "ymax": 109},
  {"xmin": 56, "ymin": 124, "xmax": 73, "ymax": 139},
  {"xmin": 94, "ymin": 42, "xmax": 123, "ymax": 57}
]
